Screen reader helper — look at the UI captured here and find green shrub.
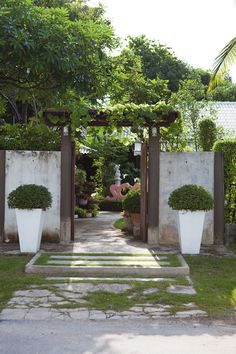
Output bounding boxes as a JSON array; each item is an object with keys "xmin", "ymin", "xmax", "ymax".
[
  {"xmin": 122, "ymin": 189, "xmax": 141, "ymax": 214},
  {"xmin": 198, "ymin": 118, "xmax": 217, "ymax": 151},
  {"xmin": 168, "ymin": 184, "xmax": 213, "ymax": 211},
  {"xmin": 0, "ymin": 124, "xmax": 60, "ymax": 151},
  {"xmin": 75, "ymin": 206, "xmax": 88, "ymax": 218},
  {"xmin": 213, "ymin": 139, "xmax": 236, "ymax": 223},
  {"xmin": 99, "ymin": 199, "xmax": 123, "ymax": 212},
  {"xmin": 8, "ymin": 184, "xmax": 52, "ymax": 210}
]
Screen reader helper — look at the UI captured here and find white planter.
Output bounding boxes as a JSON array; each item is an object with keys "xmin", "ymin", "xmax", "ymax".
[
  {"xmin": 79, "ymin": 199, "xmax": 88, "ymax": 206},
  {"xmin": 15, "ymin": 209, "xmax": 44, "ymax": 253},
  {"xmin": 178, "ymin": 210, "xmax": 206, "ymax": 254}
]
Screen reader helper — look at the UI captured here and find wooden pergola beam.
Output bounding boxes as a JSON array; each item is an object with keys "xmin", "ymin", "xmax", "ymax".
[{"xmin": 42, "ymin": 109, "xmax": 178, "ymax": 128}]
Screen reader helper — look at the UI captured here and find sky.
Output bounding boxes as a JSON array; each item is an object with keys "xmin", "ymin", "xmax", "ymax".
[{"xmin": 91, "ymin": 0, "xmax": 236, "ymax": 81}]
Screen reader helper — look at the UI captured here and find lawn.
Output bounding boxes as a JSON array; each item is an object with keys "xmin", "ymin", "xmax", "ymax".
[
  {"xmin": 185, "ymin": 256, "xmax": 236, "ymax": 319},
  {"xmin": 0, "ymin": 255, "xmax": 45, "ymax": 311},
  {"xmin": 0, "ymin": 255, "xmax": 235, "ymax": 319}
]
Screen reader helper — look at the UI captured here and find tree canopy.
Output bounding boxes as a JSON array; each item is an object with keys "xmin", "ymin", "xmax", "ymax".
[
  {"xmin": 127, "ymin": 35, "xmax": 190, "ymax": 92},
  {"xmin": 0, "ymin": 0, "xmax": 116, "ymax": 122}
]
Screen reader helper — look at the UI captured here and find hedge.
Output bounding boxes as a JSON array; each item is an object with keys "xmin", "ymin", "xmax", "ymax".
[
  {"xmin": 213, "ymin": 139, "xmax": 236, "ymax": 223},
  {"xmin": 0, "ymin": 124, "xmax": 60, "ymax": 151},
  {"xmin": 99, "ymin": 199, "xmax": 123, "ymax": 212}
]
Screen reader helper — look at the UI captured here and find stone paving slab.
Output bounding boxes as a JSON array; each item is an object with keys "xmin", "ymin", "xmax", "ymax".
[
  {"xmin": 50, "ymin": 255, "xmax": 169, "ymax": 260},
  {"xmin": 47, "ymin": 260, "xmax": 171, "ymax": 266},
  {"xmin": 46, "ymin": 277, "xmax": 176, "ymax": 282},
  {"xmin": 0, "ymin": 273, "xmax": 206, "ymax": 322}
]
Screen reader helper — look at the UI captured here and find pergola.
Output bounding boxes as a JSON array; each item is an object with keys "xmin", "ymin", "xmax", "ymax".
[{"xmin": 43, "ymin": 107, "xmax": 224, "ymax": 246}]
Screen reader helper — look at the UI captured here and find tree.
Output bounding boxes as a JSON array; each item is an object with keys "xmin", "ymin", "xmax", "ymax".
[
  {"xmin": 127, "ymin": 35, "xmax": 190, "ymax": 92},
  {"xmin": 109, "ymin": 49, "xmax": 169, "ymax": 104},
  {"xmin": 209, "ymin": 37, "xmax": 236, "ymax": 90},
  {"xmin": 198, "ymin": 118, "xmax": 217, "ymax": 151},
  {"xmin": 170, "ymin": 78, "xmax": 211, "ymax": 151},
  {"xmin": 0, "ymin": 0, "xmax": 116, "ymax": 122},
  {"xmin": 207, "ymin": 79, "xmax": 236, "ymax": 101}
]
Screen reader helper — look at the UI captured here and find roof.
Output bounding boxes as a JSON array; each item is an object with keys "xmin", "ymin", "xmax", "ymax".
[{"xmin": 203, "ymin": 102, "xmax": 236, "ymax": 136}]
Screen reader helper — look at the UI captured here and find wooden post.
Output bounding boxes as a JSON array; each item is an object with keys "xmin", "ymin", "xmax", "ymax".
[
  {"xmin": 60, "ymin": 129, "xmax": 73, "ymax": 243},
  {"xmin": 147, "ymin": 127, "xmax": 160, "ymax": 245},
  {"xmin": 214, "ymin": 152, "xmax": 225, "ymax": 245},
  {"xmin": 140, "ymin": 142, "xmax": 148, "ymax": 242},
  {"xmin": 0, "ymin": 150, "xmax": 5, "ymax": 242},
  {"xmin": 70, "ymin": 141, "xmax": 76, "ymax": 241}
]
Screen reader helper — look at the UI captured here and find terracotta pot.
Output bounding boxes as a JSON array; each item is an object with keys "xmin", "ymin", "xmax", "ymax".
[
  {"xmin": 131, "ymin": 213, "xmax": 141, "ymax": 226},
  {"xmin": 124, "ymin": 215, "xmax": 133, "ymax": 232},
  {"xmin": 131, "ymin": 213, "xmax": 141, "ymax": 238}
]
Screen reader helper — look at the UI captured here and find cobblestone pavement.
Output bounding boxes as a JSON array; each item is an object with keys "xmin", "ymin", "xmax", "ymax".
[{"xmin": 0, "ymin": 276, "xmax": 207, "ymax": 321}]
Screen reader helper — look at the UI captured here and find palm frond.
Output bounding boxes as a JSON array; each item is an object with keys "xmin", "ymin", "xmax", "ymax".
[{"xmin": 208, "ymin": 37, "xmax": 236, "ymax": 92}]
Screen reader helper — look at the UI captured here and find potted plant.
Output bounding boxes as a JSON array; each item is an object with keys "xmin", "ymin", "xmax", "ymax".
[
  {"xmin": 78, "ymin": 192, "xmax": 89, "ymax": 206},
  {"xmin": 8, "ymin": 184, "xmax": 52, "ymax": 253},
  {"xmin": 168, "ymin": 184, "xmax": 213, "ymax": 254},
  {"xmin": 123, "ymin": 189, "xmax": 141, "ymax": 237}
]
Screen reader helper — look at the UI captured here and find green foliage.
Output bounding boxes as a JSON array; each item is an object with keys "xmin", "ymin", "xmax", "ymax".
[
  {"xmin": 123, "ymin": 189, "xmax": 141, "ymax": 214},
  {"xmin": 110, "ymin": 48, "xmax": 170, "ymax": 105},
  {"xmin": 82, "ymin": 129, "xmax": 138, "ymax": 195},
  {"xmin": 213, "ymin": 139, "xmax": 236, "ymax": 223},
  {"xmin": 71, "ymin": 102, "xmax": 178, "ymax": 131},
  {"xmin": 171, "ymin": 78, "xmax": 214, "ymax": 151},
  {"xmin": 168, "ymin": 184, "xmax": 213, "ymax": 211},
  {"xmin": 75, "ymin": 206, "xmax": 87, "ymax": 218},
  {"xmin": 8, "ymin": 184, "xmax": 52, "ymax": 210},
  {"xmin": 128, "ymin": 35, "xmax": 190, "ymax": 92},
  {"xmin": 99, "ymin": 199, "xmax": 123, "ymax": 212},
  {"xmin": 208, "ymin": 80, "xmax": 236, "ymax": 101},
  {"xmin": 75, "ymin": 168, "xmax": 87, "ymax": 196},
  {"xmin": 0, "ymin": 124, "xmax": 60, "ymax": 150},
  {"xmin": 0, "ymin": 0, "xmax": 116, "ymax": 122},
  {"xmin": 198, "ymin": 119, "xmax": 217, "ymax": 151}
]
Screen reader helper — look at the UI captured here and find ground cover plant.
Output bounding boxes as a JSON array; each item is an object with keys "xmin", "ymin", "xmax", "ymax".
[
  {"xmin": 0, "ymin": 255, "xmax": 235, "ymax": 320},
  {"xmin": 185, "ymin": 256, "xmax": 236, "ymax": 319},
  {"xmin": 0, "ymin": 256, "xmax": 45, "ymax": 311},
  {"xmin": 113, "ymin": 218, "xmax": 125, "ymax": 230},
  {"xmin": 34, "ymin": 252, "xmax": 181, "ymax": 267}
]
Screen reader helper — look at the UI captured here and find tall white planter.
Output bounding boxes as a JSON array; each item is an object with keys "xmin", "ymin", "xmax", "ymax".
[
  {"xmin": 178, "ymin": 210, "xmax": 206, "ymax": 254},
  {"xmin": 15, "ymin": 209, "xmax": 44, "ymax": 253}
]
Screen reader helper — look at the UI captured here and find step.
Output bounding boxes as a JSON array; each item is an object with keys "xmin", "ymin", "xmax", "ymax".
[{"xmin": 25, "ymin": 252, "xmax": 189, "ymax": 277}]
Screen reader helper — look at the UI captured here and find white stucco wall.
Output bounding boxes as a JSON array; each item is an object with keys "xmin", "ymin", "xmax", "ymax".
[
  {"xmin": 159, "ymin": 152, "xmax": 214, "ymax": 246},
  {"xmin": 4, "ymin": 151, "xmax": 61, "ymax": 241}
]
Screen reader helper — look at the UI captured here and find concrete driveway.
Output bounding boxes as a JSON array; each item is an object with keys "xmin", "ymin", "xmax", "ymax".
[{"xmin": 0, "ymin": 319, "xmax": 235, "ymax": 354}]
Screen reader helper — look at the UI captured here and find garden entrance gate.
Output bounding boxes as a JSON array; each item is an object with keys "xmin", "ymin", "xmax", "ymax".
[{"xmin": 43, "ymin": 109, "xmax": 224, "ymax": 247}]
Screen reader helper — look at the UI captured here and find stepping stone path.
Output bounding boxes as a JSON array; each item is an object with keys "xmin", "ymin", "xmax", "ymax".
[{"xmin": 0, "ymin": 275, "xmax": 207, "ymax": 321}]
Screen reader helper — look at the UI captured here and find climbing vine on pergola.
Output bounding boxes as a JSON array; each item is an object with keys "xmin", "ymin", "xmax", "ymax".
[{"xmin": 43, "ymin": 101, "xmax": 180, "ymax": 133}]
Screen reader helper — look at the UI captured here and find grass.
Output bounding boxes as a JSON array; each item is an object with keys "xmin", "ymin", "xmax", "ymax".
[
  {"xmin": 1, "ymin": 254, "xmax": 236, "ymax": 320},
  {"xmin": 185, "ymin": 256, "xmax": 236, "ymax": 318},
  {"xmin": 0, "ymin": 256, "xmax": 46, "ymax": 311},
  {"xmin": 34, "ymin": 252, "xmax": 181, "ymax": 267},
  {"xmin": 113, "ymin": 218, "xmax": 125, "ymax": 230},
  {"xmin": 227, "ymin": 243, "xmax": 236, "ymax": 254}
]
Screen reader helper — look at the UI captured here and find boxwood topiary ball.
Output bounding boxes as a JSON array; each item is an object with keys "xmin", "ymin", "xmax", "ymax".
[
  {"xmin": 8, "ymin": 184, "xmax": 52, "ymax": 210},
  {"xmin": 168, "ymin": 184, "xmax": 213, "ymax": 212}
]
